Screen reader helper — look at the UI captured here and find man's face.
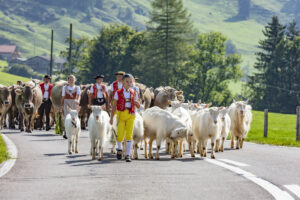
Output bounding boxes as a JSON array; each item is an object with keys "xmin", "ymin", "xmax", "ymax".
[
  {"xmin": 44, "ymin": 78, "xmax": 50, "ymax": 83},
  {"xmin": 116, "ymin": 75, "xmax": 123, "ymax": 82},
  {"xmin": 96, "ymin": 78, "xmax": 103, "ymax": 84},
  {"xmin": 123, "ymin": 77, "xmax": 133, "ymax": 89},
  {"xmin": 68, "ymin": 77, "xmax": 75, "ymax": 84}
]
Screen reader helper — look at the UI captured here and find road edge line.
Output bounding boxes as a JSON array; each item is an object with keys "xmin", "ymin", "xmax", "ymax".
[
  {"xmin": 0, "ymin": 133, "xmax": 18, "ymax": 178},
  {"xmin": 206, "ymin": 158, "xmax": 294, "ymax": 200}
]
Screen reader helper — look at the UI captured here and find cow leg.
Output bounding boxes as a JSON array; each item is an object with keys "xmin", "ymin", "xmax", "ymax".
[
  {"xmin": 211, "ymin": 137, "xmax": 216, "ymax": 159},
  {"xmin": 236, "ymin": 136, "xmax": 240, "ymax": 149},
  {"xmin": 144, "ymin": 139, "xmax": 148, "ymax": 159},
  {"xmin": 220, "ymin": 137, "xmax": 225, "ymax": 152},
  {"xmin": 75, "ymin": 133, "xmax": 79, "ymax": 153},
  {"xmin": 133, "ymin": 143, "xmax": 138, "ymax": 160},
  {"xmin": 179, "ymin": 139, "xmax": 183, "ymax": 157},
  {"xmin": 149, "ymin": 138, "xmax": 154, "ymax": 159},
  {"xmin": 231, "ymin": 136, "xmax": 234, "ymax": 149},
  {"xmin": 215, "ymin": 139, "xmax": 220, "ymax": 152},
  {"xmin": 19, "ymin": 111, "xmax": 24, "ymax": 132},
  {"xmin": 189, "ymin": 138, "xmax": 195, "ymax": 157},
  {"xmin": 98, "ymin": 140, "xmax": 103, "ymax": 161},
  {"xmin": 156, "ymin": 142, "xmax": 161, "ymax": 160},
  {"xmin": 165, "ymin": 140, "xmax": 170, "ymax": 154},
  {"xmin": 68, "ymin": 137, "xmax": 72, "ymax": 154},
  {"xmin": 171, "ymin": 141, "xmax": 175, "ymax": 159},
  {"xmin": 240, "ymin": 138, "xmax": 244, "ymax": 149},
  {"xmin": 0, "ymin": 112, "xmax": 4, "ymax": 129}
]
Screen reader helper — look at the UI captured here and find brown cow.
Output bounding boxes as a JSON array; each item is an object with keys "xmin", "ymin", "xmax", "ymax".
[
  {"xmin": 0, "ymin": 84, "xmax": 12, "ymax": 129},
  {"xmin": 15, "ymin": 80, "xmax": 43, "ymax": 133},
  {"xmin": 79, "ymin": 84, "xmax": 92, "ymax": 129},
  {"xmin": 8, "ymin": 85, "xmax": 19, "ymax": 129},
  {"xmin": 51, "ymin": 80, "xmax": 68, "ymax": 134},
  {"xmin": 153, "ymin": 86, "xmax": 182, "ymax": 109}
]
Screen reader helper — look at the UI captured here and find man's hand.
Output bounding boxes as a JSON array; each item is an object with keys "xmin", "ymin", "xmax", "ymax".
[
  {"xmin": 134, "ymin": 100, "xmax": 140, "ymax": 108},
  {"xmin": 109, "ymin": 118, "xmax": 113, "ymax": 125},
  {"xmin": 59, "ymin": 106, "xmax": 63, "ymax": 112}
]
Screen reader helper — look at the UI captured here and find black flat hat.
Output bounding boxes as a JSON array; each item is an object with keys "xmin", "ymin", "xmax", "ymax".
[
  {"xmin": 94, "ymin": 75, "xmax": 104, "ymax": 79},
  {"xmin": 115, "ymin": 71, "xmax": 125, "ymax": 75},
  {"xmin": 44, "ymin": 75, "xmax": 51, "ymax": 79}
]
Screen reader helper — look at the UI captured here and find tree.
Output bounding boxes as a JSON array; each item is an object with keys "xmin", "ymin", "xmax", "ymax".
[
  {"xmin": 247, "ymin": 16, "xmax": 300, "ymax": 113},
  {"xmin": 183, "ymin": 32, "xmax": 242, "ymax": 105},
  {"xmin": 87, "ymin": 24, "xmax": 145, "ymax": 84},
  {"xmin": 137, "ymin": 0, "xmax": 194, "ymax": 88}
]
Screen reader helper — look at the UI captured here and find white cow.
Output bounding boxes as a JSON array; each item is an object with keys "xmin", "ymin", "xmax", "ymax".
[
  {"xmin": 65, "ymin": 107, "xmax": 81, "ymax": 154},
  {"xmin": 172, "ymin": 107, "xmax": 195, "ymax": 157},
  {"xmin": 228, "ymin": 101, "xmax": 252, "ymax": 149},
  {"xmin": 215, "ymin": 107, "xmax": 231, "ymax": 152},
  {"xmin": 88, "ymin": 106, "xmax": 111, "ymax": 160},
  {"xmin": 143, "ymin": 106, "xmax": 188, "ymax": 160},
  {"xmin": 192, "ymin": 107, "xmax": 222, "ymax": 159}
]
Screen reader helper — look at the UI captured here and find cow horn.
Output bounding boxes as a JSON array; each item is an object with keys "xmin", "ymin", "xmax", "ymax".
[{"xmin": 30, "ymin": 80, "xmax": 38, "ymax": 89}]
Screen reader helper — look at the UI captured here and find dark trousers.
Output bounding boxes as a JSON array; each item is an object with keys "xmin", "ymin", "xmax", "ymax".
[{"xmin": 38, "ymin": 99, "xmax": 52, "ymax": 128}]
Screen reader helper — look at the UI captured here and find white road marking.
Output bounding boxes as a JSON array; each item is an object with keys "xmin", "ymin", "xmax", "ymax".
[
  {"xmin": 284, "ymin": 185, "xmax": 300, "ymax": 199},
  {"xmin": 218, "ymin": 159, "xmax": 249, "ymax": 167},
  {"xmin": 206, "ymin": 158, "xmax": 294, "ymax": 200},
  {"xmin": 0, "ymin": 133, "xmax": 18, "ymax": 178}
]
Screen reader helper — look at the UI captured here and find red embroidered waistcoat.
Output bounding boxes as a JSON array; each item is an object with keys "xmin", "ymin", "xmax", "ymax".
[
  {"xmin": 92, "ymin": 84, "xmax": 107, "ymax": 99},
  {"xmin": 113, "ymin": 81, "xmax": 119, "ymax": 95},
  {"xmin": 40, "ymin": 83, "xmax": 53, "ymax": 97},
  {"xmin": 65, "ymin": 86, "xmax": 77, "ymax": 100},
  {"xmin": 116, "ymin": 88, "xmax": 135, "ymax": 114}
]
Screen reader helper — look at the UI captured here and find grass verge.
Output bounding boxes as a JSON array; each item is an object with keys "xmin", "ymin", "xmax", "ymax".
[
  {"xmin": 0, "ymin": 134, "xmax": 10, "ymax": 164},
  {"xmin": 246, "ymin": 110, "xmax": 300, "ymax": 147}
]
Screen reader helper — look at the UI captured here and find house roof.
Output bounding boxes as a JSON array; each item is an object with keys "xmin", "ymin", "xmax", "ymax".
[
  {"xmin": 26, "ymin": 55, "xmax": 66, "ymax": 64},
  {"xmin": 0, "ymin": 45, "xmax": 17, "ymax": 54}
]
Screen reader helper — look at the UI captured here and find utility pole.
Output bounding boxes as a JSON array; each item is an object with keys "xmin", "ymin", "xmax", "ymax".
[
  {"xmin": 68, "ymin": 23, "xmax": 72, "ymax": 74},
  {"xmin": 50, "ymin": 29, "xmax": 54, "ymax": 77}
]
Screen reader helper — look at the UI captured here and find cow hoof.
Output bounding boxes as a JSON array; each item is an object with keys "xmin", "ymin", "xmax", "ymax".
[
  {"xmin": 75, "ymin": 151, "xmax": 78, "ymax": 154},
  {"xmin": 68, "ymin": 152, "xmax": 72, "ymax": 155},
  {"xmin": 211, "ymin": 155, "xmax": 215, "ymax": 159}
]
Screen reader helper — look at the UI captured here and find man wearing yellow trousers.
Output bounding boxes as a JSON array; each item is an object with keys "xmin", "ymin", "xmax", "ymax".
[{"xmin": 110, "ymin": 74, "xmax": 140, "ymax": 162}]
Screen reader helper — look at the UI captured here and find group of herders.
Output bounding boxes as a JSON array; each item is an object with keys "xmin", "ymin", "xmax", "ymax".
[{"xmin": 37, "ymin": 71, "xmax": 141, "ymax": 162}]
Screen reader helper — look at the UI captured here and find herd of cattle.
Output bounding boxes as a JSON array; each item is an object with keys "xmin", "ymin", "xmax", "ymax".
[{"xmin": 0, "ymin": 79, "xmax": 252, "ymax": 160}]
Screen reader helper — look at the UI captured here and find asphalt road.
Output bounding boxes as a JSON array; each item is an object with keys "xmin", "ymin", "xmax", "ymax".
[{"xmin": 0, "ymin": 129, "xmax": 300, "ymax": 200}]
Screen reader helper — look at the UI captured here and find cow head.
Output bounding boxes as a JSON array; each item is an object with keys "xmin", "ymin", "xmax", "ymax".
[
  {"xmin": 209, "ymin": 107, "xmax": 221, "ymax": 125},
  {"xmin": 235, "ymin": 101, "xmax": 247, "ymax": 117},
  {"xmin": 67, "ymin": 106, "xmax": 79, "ymax": 124},
  {"xmin": 219, "ymin": 107, "xmax": 229, "ymax": 122},
  {"xmin": 91, "ymin": 106, "xmax": 103, "ymax": 121},
  {"xmin": 170, "ymin": 127, "xmax": 188, "ymax": 140},
  {"xmin": 15, "ymin": 81, "xmax": 38, "ymax": 111},
  {"xmin": 0, "ymin": 86, "xmax": 12, "ymax": 106}
]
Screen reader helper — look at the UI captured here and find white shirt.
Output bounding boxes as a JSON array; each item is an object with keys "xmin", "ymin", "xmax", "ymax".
[
  {"xmin": 89, "ymin": 83, "xmax": 108, "ymax": 98},
  {"xmin": 114, "ymin": 88, "xmax": 138, "ymax": 108},
  {"xmin": 132, "ymin": 85, "xmax": 140, "ymax": 94},
  {"xmin": 62, "ymin": 85, "xmax": 81, "ymax": 97},
  {"xmin": 43, "ymin": 83, "xmax": 49, "ymax": 99},
  {"xmin": 109, "ymin": 81, "xmax": 123, "ymax": 92}
]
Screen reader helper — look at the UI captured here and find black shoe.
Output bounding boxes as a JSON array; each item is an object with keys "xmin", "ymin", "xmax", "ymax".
[
  {"xmin": 125, "ymin": 155, "xmax": 131, "ymax": 162},
  {"xmin": 63, "ymin": 132, "xmax": 68, "ymax": 139},
  {"xmin": 46, "ymin": 126, "xmax": 51, "ymax": 131},
  {"xmin": 117, "ymin": 150, "xmax": 122, "ymax": 160}
]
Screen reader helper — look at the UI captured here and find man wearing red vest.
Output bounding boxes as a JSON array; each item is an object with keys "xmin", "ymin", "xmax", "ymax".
[
  {"xmin": 89, "ymin": 75, "xmax": 108, "ymax": 107},
  {"xmin": 38, "ymin": 75, "xmax": 53, "ymax": 131},
  {"xmin": 109, "ymin": 71, "xmax": 125, "ymax": 107},
  {"xmin": 110, "ymin": 74, "xmax": 140, "ymax": 162}
]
